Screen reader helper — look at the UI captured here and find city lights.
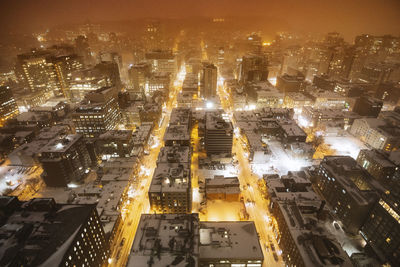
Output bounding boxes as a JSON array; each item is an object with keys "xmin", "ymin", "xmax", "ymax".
[{"xmin": 0, "ymin": 2, "xmax": 397, "ymax": 267}]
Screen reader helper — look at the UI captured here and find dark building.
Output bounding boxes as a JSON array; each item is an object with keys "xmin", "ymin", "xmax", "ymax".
[
  {"xmin": 205, "ymin": 111, "xmax": 233, "ymax": 156},
  {"xmin": 352, "ymin": 96, "xmax": 383, "ymax": 117},
  {"xmin": 0, "ymin": 197, "xmax": 108, "ymax": 266},
  {"xmin": 360, "ymin": 193, "xmax": 400, "ymax": 266},
  {"xmin": 276, "ymin": 74, "xmax": 304, "ymax": 93},
  {"xmin": 0, "ymin": 85, "xmax": 19, "ymax": 126},
  {"xmin": 39, "ymin": 134, "xmax": 93, "ymax": 187},
  {"xmin": 315, "ymin": 156, "xmax": 380, "ymax": 234},
  {"xmin": 200, "ymin": 63, "xmax": 217, "ymax": 99},
  {"xmin": 239, "ymin": 54, "xmax": 269, "ymax": 83},
  {"xmin": 313, "ymin": 74, "xmax": 336, "ymax": 91},
  {"xmin": 94, "ymin": 61, "xmax": 122, "ymax": 90}
]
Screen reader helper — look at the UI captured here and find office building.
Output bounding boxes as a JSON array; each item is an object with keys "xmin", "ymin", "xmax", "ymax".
[
  {"xmin": 128, "ymin": 62, "xmax": 151, "ymax": 92},
  {"xmin": 0, "ymin": 85, "xmax": 19, "ymax": 126},
  {"xmin": 39, "ymin": 134, "xmax": 93, "ymax": 187},
  {"xmin": 360, "ymin": 194, "xmax": 400, "ymax": 266},
  {"xmin": 200, "ymin": 63, "xmax": 217, "ymax": 99},
  {"xmin": 205, "ymin": 111, "xmax": 233, "ymax": 156},
  {"xmin": 145, "ymin": 50, "xmax": 177, "ymax": 78},
  {"xmin": 350, "ymin": 118, "xmax": 400, "ymax": 151},
  {"xmin": 352, "ymin": 96, "xmax": 383, "ymax": 117},
  {"xmin": 72, "ymin": 86, "xmax": 120, "ymax": 138},
  {"xmin": 0, "ymin": 197, "xmax": 108, "ymax": 266},
  {"xmin": 276, "ymin": 74, "xmax": 304, "ymax": 93},
  {"xmin": 315, "ymin": 156, "xmax": 380, "ymax": 234},
  {"xmin": 95, "ymin": 130, "xmax": 134, "ymax": 159},
  {"xmin": 239, "ymin": 54, "xmax": 269, "ymax": 83},
  {"xmin": 148, "ymin": 162, "xmax": 192, "ymax": 214}
]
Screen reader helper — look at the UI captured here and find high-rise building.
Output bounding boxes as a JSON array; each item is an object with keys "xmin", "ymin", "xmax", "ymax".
[
  {"xmin": 239, "ymin": 54, "xmax": 268, "ymax": 83},
  {"xmin": 39, "ymin": 134, "xmax": 94, "ymax": 187},
  {"xmin": 360, "ymin": 194, "xmax": 400, "ymax": 266},
  {"xmin": 276, "ymin": 74, "xmax": 304, "ymax": 93},
  {"xmin": 0, "ymin": 85, "xmax": 19, "ymax": 126},
  {"xmin": 75, "ymin": 35, "xmax": 91, "ymax": 65},
  {"xmin": 205, "ymin": 111, "xmax": 233, "ymax": 156},
  {"xmin": 145, "ymin": 50, "xmax": 177, "ymax": 78},
  {"xmin": 352, "ymin": 96, "xmax": 383, "ymax": 117},
  {"xmin": 72, "ymin": 86, "xmax": 120, "ymax": 138},
  {"xmin": 0, "ymin": 197, "xmax": 108, "ymax": 266},
  {"xmin": 315, "ymin": 156, "xmax": 380, "ymax": 234},
  {"xmin": 200, "ymin": 63, "xmax": 217, "ymax": 99},
  {"xmin": 16, "ymin": 48, "xmax": 83, "ymax": 97},
  {"xmin": 145, "ymin": 21, "xmax": 162, "ymax": 50},
  {"xmin": 128, "ymin": 62, "xmax": 151, "ymax": 92}
]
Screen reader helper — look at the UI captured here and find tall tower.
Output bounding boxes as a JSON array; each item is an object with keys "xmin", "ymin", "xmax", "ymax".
[{"xmin": 200, "ymin": 63, "xmax": 217, "ymax": 99}]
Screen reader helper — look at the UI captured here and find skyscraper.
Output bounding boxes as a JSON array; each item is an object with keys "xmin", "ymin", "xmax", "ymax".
[{"xmin": 200, "ymin": 63, "xmax": 217, "ymax": 99}]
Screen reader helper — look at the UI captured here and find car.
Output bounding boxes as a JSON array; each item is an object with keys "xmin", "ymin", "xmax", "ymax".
[
  {"xmin": 333, "ymin": 222, "xmax": 341, "ymax": 230},
  {"xmin": 273, "ymin": 252, "xmax": 278, "ymax": 262},
  {"xmin": 120, "ymin": 238, "xmax": 126, "ymax": 246},
  {"xmin": 270, "ymin": 243, "xmax": 275, "ymax": 251}
]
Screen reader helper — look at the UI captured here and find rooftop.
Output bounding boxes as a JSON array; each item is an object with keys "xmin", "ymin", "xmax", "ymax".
[
  {"xmin": 199, "ymin": 221, "xmax": 263, "ymax": 261},
  {"xmin": 127, "ymin": 214, "xmax": 199, "ymax": 267}
]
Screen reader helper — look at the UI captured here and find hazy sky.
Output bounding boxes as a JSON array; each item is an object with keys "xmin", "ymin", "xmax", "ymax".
[{"xmin": 1, "ymin": 0, "xmax": 399, "ymax": 39}]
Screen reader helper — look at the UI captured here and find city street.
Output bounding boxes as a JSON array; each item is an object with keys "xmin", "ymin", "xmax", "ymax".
[
  {"xmin": 107, "ymin": 67, "xmax": 184, "ymax": 266},
  {"xmin": 217, "ymin": 81, "xmax": 285, "ymax": 266}
]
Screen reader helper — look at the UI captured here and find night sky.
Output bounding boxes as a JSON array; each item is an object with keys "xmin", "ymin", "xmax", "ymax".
[{"xmin": 1, "ymin": 0, "xmax": 399, "ymax": 39}]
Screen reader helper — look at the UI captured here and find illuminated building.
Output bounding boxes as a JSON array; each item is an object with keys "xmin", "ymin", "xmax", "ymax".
[
  {"xmin": 17, "ymin": 50, "xmax": 61, "ymax": 94},
  {"xmin": 315, "ymin": 156, "xmax": 380, "ymax": 234},
  {"xmin": 301, "ymin": 107, "xmax": 360, "ymax": 129},
  {"xmin": 306, "ymin": 87, "xmax": 347, "ymax": 109},
  {"xmin": 205, "ymin": 111, "xmax": 233, "ymax": 156},
  {"xmin": 276, "ymin": 74, "xmax": 304, "ymax": 93},
  {"xmin": 0, "ymin": 197, "xmax": 108, "ymax": 266},
  {"xmin": 200, "ymin": 63, "xmax": 217, "ymax": 99},
  {"xmin": 145, "ymin": 50, "xmax": 177, "ymax": 78},
  {"xmin": 350, "ymin": 118, "xmax": 400, "ymax": 151},
  {"xmin": 360, "ymin": 194, "xmax": 400, "ymax": 266},
  {"xmin": 69, "ymin": 68, "xmax": 111, "ymax": 101},
  {"xmin": 239, "ymin": 54, "xmax": 269, "ymax": 83},
  {"xmin": 245, "ymin": 33, "xmax": 262, "ymax": 54},
  {"xmin": 128, "ymin": 62, "xmax": 151, "ymax": 92},
  {"xmin": 272, "ymin": 199, "xmax": 353, "ymax": 267},
  {"xmin": 205, "ymin": 175, "xmax": 240, "ymax": 201},
  {"xmin": 146, "ymin": 72, "xmax": 170, "ymax": 96},
  {"xmin": 17, "ymin": 48, "xmax": 83, "ymax": 97},
  {"xmin": 356, "ymin": 149, "xmax": 398, "ymax": 183},
  {"xmin": 72, "ymin": 86, "xmax": 120, "ymax": 138},
  {"xmin": 284, "ymin": 92, "xmax": 312, "ymax": 109},
  {"xmin": 182, "ymin": 73, "xmax": 199, "ymax": 95},
  {"xmin": 0, "ymin": 86, "xmax": 19, "ymax": 125},
  {"xmin": 148, "ymin": 162, "xmax": 192, "ymax": 214},
  {"xmin": 95, "ymin": 130, "xmax": 134, "ymax": 159},
  {"xmin": 39, "ymin": 134, "xmax": 94, "ymax": 187}
]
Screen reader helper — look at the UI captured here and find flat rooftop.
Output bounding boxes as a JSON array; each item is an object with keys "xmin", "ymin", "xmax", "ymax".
[
  {"xmin": 199, "ymin": 221, "xmax": 263, "ymax": 262},
  {"xmin": 149, "ymin": 163, "xmax": 191, "ymax": 193},
  {"xmin": 127, "ymin": 214, "xmax": 199, "ymax": 267}
]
